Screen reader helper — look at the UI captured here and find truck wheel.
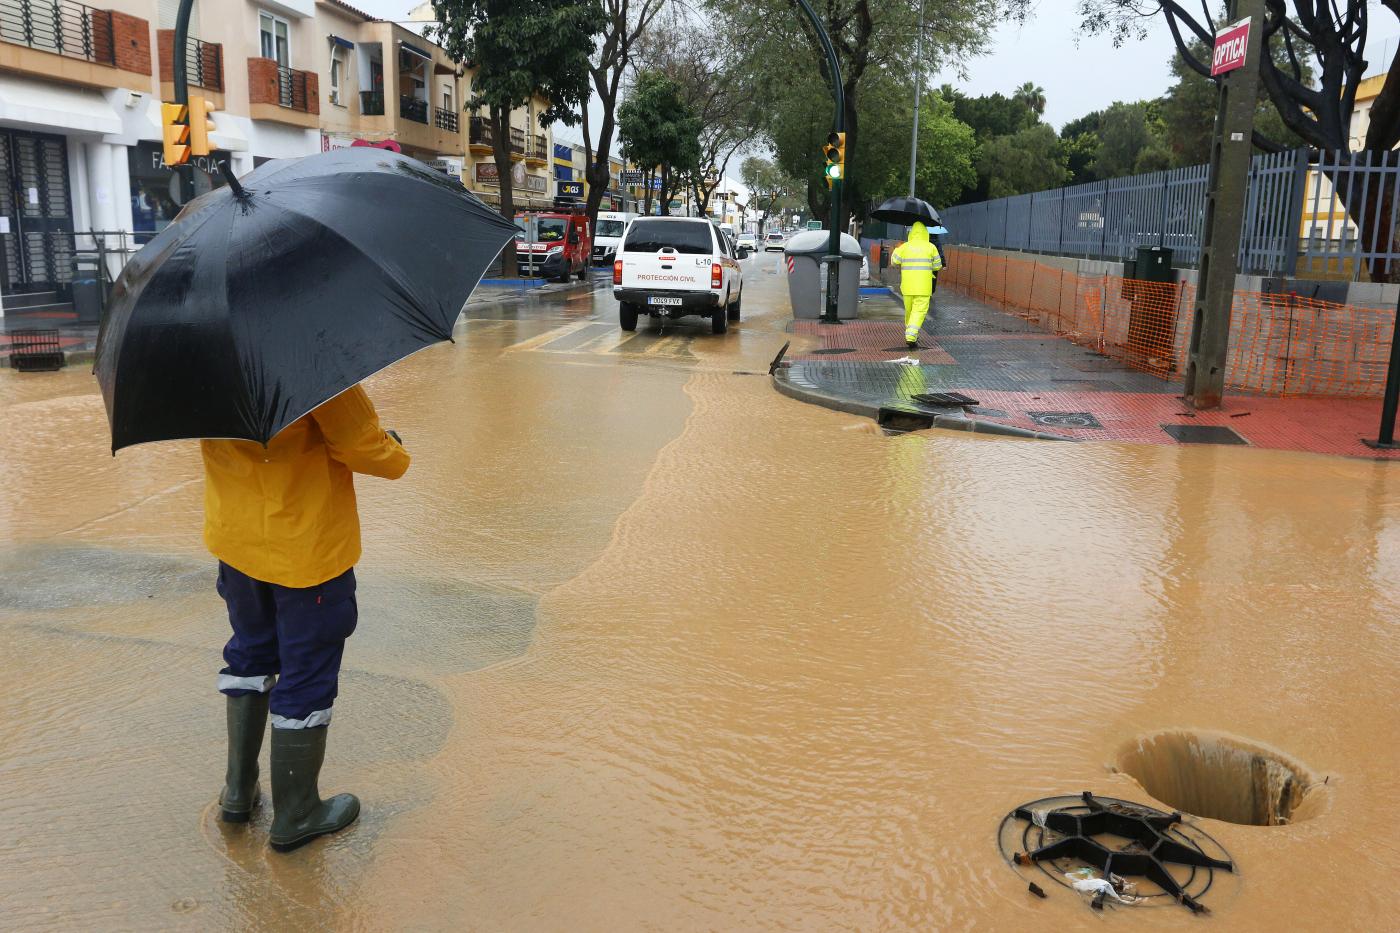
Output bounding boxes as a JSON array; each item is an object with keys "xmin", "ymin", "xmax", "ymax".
[
  {"xmin": 727, "ymin": 296, "xmax": 742, "ymax": 322},
  {"xmin": 576, "ymin": 264, "xmax": 587, "ymax": 280},
  {"xmin": 619, "ymin": 302, "xmax": 638, "ymax": 331},
  {"xmin": 711, "ymin": 305, "xmax": 728, "ymax": 335}
]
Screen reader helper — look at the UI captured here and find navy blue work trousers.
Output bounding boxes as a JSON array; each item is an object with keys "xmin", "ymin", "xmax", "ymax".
[{"xmin": 215, "ymin": 562, "xmax": 357, "ymax": 729}]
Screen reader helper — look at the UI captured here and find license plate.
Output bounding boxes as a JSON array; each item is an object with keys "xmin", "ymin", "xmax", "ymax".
[{"xmin": 648, "ymin": 296, "xmax": 683, "ymax": 306}]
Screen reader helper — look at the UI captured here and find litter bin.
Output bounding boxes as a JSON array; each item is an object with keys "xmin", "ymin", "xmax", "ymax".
[
  {"xmin": 71, "ymin": 253, "xmax": 103, "ymax": 324},
  {"xmin": 784, "ymin": 230, "xmax": 863, "ymax": 320}
]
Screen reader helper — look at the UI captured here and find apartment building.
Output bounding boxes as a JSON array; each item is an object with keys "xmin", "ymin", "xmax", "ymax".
[{"xmin": 0, "ymin": 0, "xmax": 557, "ymax": 315}]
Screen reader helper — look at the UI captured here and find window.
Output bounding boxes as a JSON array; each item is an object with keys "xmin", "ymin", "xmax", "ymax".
[
  {"xmin": 329, "ymin": 46, "xmax": 345, "ymax": 105},
  {"xmin": 442, "ymin": 88, "xmax": 453, "ymax": 111},
  {"xmin": 259, "ymin": 12, "xmax": 289, "ymax": 67},
  {"xmin": 623, "ymin": 219, "xmax": 715, "ymax": 255}
]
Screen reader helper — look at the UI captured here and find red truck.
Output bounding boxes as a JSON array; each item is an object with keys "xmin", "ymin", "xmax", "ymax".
[{"xmin": 514, "ymin": 210, "xmax": 592, "ymax": 282}]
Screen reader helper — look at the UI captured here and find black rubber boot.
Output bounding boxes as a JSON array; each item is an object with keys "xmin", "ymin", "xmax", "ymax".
[
  {"xmin": 906, "ymin": 339, "xmax": 919, "ymax": 350},
  {"xmin": 219, "ymin": 693, "xmax": 269, "ymax": 823},
  {"xmin": 269, "ymin": 726, "xmax": 360, "ymax": 852}
]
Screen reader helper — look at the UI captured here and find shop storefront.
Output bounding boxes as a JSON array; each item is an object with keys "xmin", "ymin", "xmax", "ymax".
[{"xmin": 128, "ymin": 142, "xmax": 229, "ymax": 244}]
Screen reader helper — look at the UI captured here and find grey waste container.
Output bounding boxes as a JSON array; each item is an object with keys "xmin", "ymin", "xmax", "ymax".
[
  {"xmin": 784, "ymin": 230, "xmax": 863, "ymax": 320},
  {"xmin": 71, "ymin": 253, "xmax": 103, "ymax": 324}
]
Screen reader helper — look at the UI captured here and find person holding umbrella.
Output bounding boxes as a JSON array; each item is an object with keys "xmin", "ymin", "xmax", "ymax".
[
  {"xmin": 95, "ymin": 149, "xmax": 519, "ymax": 851},
  {"xmin": 889, "ymin": 222, "xmax": 944, "ymax": 350},
  {"xmin": 204, "ymin": 387, "xmax": 408, "ymax": 849},
  {"xmin": 870, "ymin": 197, "xmax": 946, "ymax": 350}
]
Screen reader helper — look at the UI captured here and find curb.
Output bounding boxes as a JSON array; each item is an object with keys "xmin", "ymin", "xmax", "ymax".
[{"xmin": 772, "ymin": 367, "xmax": 1075, "ymax": 442}]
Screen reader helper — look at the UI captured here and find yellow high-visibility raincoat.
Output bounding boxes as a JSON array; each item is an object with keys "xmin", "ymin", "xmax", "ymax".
[
  {"xmin": 890, "ymin": 222, "xmax": 944, "ymax": 344},
  {"xmin": 201, "ymin": 384, "xmax": 409, "ymax": 588}
]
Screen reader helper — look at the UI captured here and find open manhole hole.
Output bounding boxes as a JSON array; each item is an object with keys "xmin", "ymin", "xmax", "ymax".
[
  {"xmin": 810, "ymin": 347, "xmax": 856, "ymax": 355},
  {"xmin": 998, "ymin": 791, "xmax": 1235, "ymax": 913},
  {"xmin": 1115, "ymin": 730, "xmax": 1320, "ymax": 827}
]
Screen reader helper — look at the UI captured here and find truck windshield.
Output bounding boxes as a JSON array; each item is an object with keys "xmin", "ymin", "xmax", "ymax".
[
  {"xmin": 623, "ymin": 219, "xmax": 713, "ymax": 255},
  {"xmin": 596, "ymin": 220, "xmax": 626, "ymax": 238},
  {"xmin": 536, "ymin": 218, "xmax": 569, "ymax": 242}
]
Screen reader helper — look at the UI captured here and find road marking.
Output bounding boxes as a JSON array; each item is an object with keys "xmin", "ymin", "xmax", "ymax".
[{"xmin": 502, "ymin": 320, "xmax": 596, "ymax": 352}]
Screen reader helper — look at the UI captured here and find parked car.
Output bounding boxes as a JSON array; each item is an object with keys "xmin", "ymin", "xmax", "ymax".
[
  {"xmin": 736, "ymin": 233, "xmax": 758, "ymax": 252},
  {"xmin": 592, "ymin": 210, "xmax": 637, "ymax": 264},
  {"xmin": 763, "ymin": 231, "xmax": 786, "ymax": 251},
  {"xmin": 515, "ymin": 211, "xmax": 591, "ymax": 281},
  {"xmin": 612, "ymin": 216, "xmax": 748, "ymax": 334}
]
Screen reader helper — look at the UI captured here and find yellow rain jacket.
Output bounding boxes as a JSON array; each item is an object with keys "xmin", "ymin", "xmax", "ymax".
[
  {"xmin": 201, "ymin": 384, "xmax": 409, "ymax": 589},
  {"xmin": 890, "ymin": 222, "xmax": 944, "ymax": 297}
]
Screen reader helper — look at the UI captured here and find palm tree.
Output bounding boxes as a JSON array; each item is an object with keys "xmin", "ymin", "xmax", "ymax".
[{"xmin": 1014, "ymin": 82, "xmax": 1046, "ymax": 117}]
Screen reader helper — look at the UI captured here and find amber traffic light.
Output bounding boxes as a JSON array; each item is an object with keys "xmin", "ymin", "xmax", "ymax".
[
  {"xmin": 188, "ymin": 97, "xmax": 218, "ymax": 157},
  {"xmin": 161, "ymin": 102, "xmax": 189, "ymax": 166}
]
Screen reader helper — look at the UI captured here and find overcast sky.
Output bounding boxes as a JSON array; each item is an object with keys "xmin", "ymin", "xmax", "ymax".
[{"xmin": 357, "ymin": 0, "xmax": 1400, "ymax": 145}]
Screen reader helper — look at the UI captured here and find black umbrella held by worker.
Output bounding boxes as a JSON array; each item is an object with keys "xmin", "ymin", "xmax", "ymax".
[
  {"xmin": 870, "ymin": 196, "xmax": 942, "ymax": 228},
  {"xmin": 96, "ymin": 147, "xmax": 519, "ymax": 452}
]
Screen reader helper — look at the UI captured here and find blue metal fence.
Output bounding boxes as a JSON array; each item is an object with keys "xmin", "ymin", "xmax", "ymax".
[{"xmin": 938, "ymin": 148, "xmax": 1400, "ymax": 281}]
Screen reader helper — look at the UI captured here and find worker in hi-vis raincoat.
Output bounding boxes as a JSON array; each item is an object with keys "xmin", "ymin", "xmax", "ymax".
[{"xmin": 889, "ymin": 222, "xmax": 944, "ymax": 350}]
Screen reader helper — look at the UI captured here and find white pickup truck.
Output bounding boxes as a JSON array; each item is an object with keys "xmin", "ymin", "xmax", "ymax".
[{"xmin": 612, "ymin": 217, "xmax": 749, "ymax": 334}]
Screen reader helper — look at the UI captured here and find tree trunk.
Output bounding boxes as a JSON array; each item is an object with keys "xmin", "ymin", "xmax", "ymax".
[
  {"xmin": 658, "ymin": 165, "xmax": 672, "ymax": 215},
  {"xmin": 643, "ymin": 168, "xmax": 654, "ymax": 216},
  {"xmin": 491, "ymin": 105, "xmax": 517, "ymax": 277}
]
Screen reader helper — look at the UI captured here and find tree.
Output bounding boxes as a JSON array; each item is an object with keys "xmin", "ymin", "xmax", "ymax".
[
  {"xmin": 633, "ymin": 10, "xmax": 756, "ymax": 215},
  {"xmin": 1159, "ymin": 37, "xmax": 1312, "ymax": 166},
  {"xmin": 580, "ymin": 0, "xmax": 668, "ymax": 229},
  {"xmin": 618, "ymin": 71, "xmax": 703, "ymax": 215},
  {"xmin": 941, "ymin": 86, "xmax": 1038, "ymax": 139},
  {"xmin": 1013, "ymin": 81, "xmax": 1047, "ymax": 116},
  {"xmin": 1092, "ymin": 101, "xmax": 1157, "ymax": 179},
  {"xmin": 1078, "ymin": 0, "xmax": 1400, "ymax": 277},
  {"xmin": 741, "ymin": 157, "xmax": 801, "ymax": 236},
  {"xmin": 431, "ymin": 0, "xmax": 599, "ymax": 274},
  {"xmin": 978, "ymin": 124, "xmax": 1069, "ymax": 198},
  {"xmin": 712, "ymin": 0, "xmax": 1026, "ymax": 229}
]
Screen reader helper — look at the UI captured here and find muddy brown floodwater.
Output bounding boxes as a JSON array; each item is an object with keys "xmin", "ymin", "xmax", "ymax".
[{"xmin": 2, "ymin": 260, "xmax": 1399, "ymax": 930}]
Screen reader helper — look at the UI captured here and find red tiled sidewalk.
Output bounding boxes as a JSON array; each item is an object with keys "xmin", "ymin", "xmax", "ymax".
[
  {"xmin": 951, "ymin": 389, "xmax": 1400, "ymax": 458},
  {"xmin": 791, "ymin": 320, "xmax": 956, "ymax": 364}
]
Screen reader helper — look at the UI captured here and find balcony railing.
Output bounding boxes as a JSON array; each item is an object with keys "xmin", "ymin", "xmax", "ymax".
[
  {"xmin": 399, "ymin": 95, "xmax": 428, "ymax": 124},
  {"xmin": 360, "ymin": 90, "xmax": 384, "ymax": 116},
  {"xmin": 0, "ymin": 0, "xmax": 114, "ymax": 64},
  {"xmin": 528, "ymin": 134, "xmax": 547, "ymax": 160},
  {"xmin": 468, "ymin": 116, "xmax": 494, "ymax": 147},
  {"xmin": 509, "ymin": 126, "xmax": 525, "ymax": 155},
  {"xmin": 183, "ymin": 36, "xmax": 223, "ymax": 92},
  {"xmin": 276, "ymin": 65, "xmax": 311, "ymax": 111},
  {"xmin": 434, "ymin": 107, "xmax": 458, "ymax": 133}
]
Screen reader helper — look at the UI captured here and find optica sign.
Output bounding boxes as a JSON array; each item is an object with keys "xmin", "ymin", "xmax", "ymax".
[{"xmin": 1211, "ymin": 17, "xmax": 1250, "ymax": 76}]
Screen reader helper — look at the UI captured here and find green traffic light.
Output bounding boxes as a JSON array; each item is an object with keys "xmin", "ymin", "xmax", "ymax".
[{"xmin": 826, "ymin": 164, "xmax": 842, "ymax": 180}]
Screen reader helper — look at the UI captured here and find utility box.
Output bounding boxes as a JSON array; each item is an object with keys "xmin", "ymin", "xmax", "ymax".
[
  {"xmin": 784, "ymin": 230, "xmax": 863, "ymax": 320},
  {"xmin": 1135, "ymin": 245, "xmax": 1174, "ymax": 282}
]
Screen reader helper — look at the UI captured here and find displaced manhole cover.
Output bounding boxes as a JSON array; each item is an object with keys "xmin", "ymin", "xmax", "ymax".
[
  {"xmin": 810, "ymin": 347, "xmax": 856, "ymax": 355},
  {"xmin": 1161, "ymin": 424, "xmax": 1248, "ymax": 445},
  {"xmin": 997, "ymin": 792, "xmax": 1234, "ymax": 914},
  {"xmin": 1026, "ymin": 411, "xmax": 1104, "ymax": 429}
]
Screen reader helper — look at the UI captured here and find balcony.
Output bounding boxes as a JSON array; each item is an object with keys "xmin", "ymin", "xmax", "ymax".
[
  {"xmin": 434, "ymin": 106, "xmax": 458, "ymax": 134},
  {"xmin": 247, "ymin": 57, "xmax": 318, "ymax": 127},
  {"xmin": 468, "ymin": 116, "xmax": 493, "ymax": 153},
  {"xmin": 524, "ymin": 133, "xmax": 548, "ymax": 167},
  {"xmin": 509, "ymin": 126, "xmax": 525, "ymax": 160},
  {"xmin": 0, "ymin": 0, "xmax": 113, "ymax": 64},
  {"xmin": 158, "ymin": 31, "xmax": 224, "ymax": 95},
  {"xmin": 399, "ymin": 95, "xmax": 427, "ymax": 124},
  {"xmin": 359, "ymin": 90, "xmax": 384, "ymax": 116}
]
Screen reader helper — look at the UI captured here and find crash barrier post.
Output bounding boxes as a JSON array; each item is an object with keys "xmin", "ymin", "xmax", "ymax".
[{"xmin": 939, "ymin": 246, "xmax": 1396, "ymax": 399}]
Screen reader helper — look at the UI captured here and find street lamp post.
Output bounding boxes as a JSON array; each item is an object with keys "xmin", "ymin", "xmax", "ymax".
[
  {"xmin": 908, "ymin": 0, "xmax": 924, "ymax": 198},
  {"xmin": 792, "ymin": 0, "xmax": 845, "ymax": 324}
]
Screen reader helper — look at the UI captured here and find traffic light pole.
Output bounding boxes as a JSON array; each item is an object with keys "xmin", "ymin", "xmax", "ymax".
[
  {"xmin": 172, "ymin": 0, "xmax": 195, "ymax": 203},
  {"xmin": 792, "ymin": 0, "xmax": 844, "ymax": 324}
]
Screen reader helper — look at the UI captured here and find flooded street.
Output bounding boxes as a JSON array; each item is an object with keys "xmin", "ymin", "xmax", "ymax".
[{"xmin": 3, "ymin": 254, "xmax": 1399, "ymax": 930}]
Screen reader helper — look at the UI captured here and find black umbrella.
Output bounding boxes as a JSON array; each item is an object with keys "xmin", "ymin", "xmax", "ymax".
[
  {"xmin": 96, "ymin": 147, "xmax": 518, "ymax": 452},
  {"xmin": 870, "ymin": 195, "xmax": 941, "ymax": 228}
]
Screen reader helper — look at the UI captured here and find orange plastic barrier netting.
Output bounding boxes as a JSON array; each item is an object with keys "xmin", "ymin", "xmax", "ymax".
[{"xmin": 936, "ymin": 247, "xmax": 1396, "ymax": 399}]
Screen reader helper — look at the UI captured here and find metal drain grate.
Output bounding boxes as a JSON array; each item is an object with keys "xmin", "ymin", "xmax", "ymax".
[
  {"xmin": 998, "ymin": 792, "xmax": 1234, "ymax": 914},
  {"xmin": 1162, "ymin": 424, "xmax": 1248, "ymax": 445},
  {"xmin": 1026, "ymin": 411, "xmax": 1104, "ymax": 429},
  {"xmin": 912, "ymin": 391, "xmax": 979, "ymax": 407},
  {"xmin": 7, "ymin": 329, "xmax": 64, "ymax": 372}
]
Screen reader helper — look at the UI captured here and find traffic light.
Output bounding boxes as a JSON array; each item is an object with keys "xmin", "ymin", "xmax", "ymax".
[
  {"xmin": 822, "ymin": 131, "xmax": 845, "ymax": 188},
  {"xmin": 161, "ymin": 102, "xmax": 189, "ymax": 166},
  {"xmin": 188, "ymin": 96, "xmax": 218, "ymax": 157}
]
